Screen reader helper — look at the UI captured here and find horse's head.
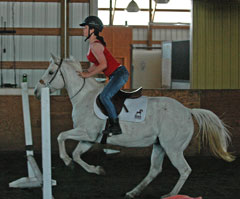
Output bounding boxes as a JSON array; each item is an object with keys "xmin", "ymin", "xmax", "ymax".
[{"xmin": 34, "ymin": 54, "xmax": 66, "ymax": 99}]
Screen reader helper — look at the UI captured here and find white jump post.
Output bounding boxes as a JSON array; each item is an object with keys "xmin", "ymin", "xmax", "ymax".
[
  {"xmin": 41, "ymin": 87, "xmax": 53, "ymax": 199},
  {"xmin": 9, "ymin": 79, "xmax": 56, "ymax": 199},
  {"xmin": 9, "ymin": 81, "xmax": 42, "ymax": 188}
]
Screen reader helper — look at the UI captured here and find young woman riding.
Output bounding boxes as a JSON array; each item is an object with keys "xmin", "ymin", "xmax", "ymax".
[{"xmin": 77, "ymin": 16, "xmax": 129, "ymax": 136}]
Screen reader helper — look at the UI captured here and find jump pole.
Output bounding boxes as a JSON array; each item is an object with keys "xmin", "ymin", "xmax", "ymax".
[{"xmin": 41, "ymin": 87, "xmax": 54, "ymax": 199}]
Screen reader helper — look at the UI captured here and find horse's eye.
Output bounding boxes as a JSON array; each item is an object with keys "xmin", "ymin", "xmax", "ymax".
[{"xmin": 49, "ymin": 71, "xmax": 54, "ymax": 75}]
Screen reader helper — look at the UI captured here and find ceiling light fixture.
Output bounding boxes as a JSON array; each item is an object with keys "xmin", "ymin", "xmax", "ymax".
[
  {"xmin": 126, "ymin": 0, "xmax": 139, "ymax": 12},
  {"xmin": 155, "ymin": 0, "xmax": 170, "ymax": 3}
]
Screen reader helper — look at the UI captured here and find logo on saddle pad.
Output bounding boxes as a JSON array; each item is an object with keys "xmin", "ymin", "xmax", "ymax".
[
  {"xmin": 94, "ymin": 88, "xmax": 148, "ymax": 123},
  {"xmin": 135, "ymin": 109, "xmax": 143, "ymax": 119}
]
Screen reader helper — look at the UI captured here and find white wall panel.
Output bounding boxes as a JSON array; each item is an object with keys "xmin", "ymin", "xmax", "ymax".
[
  {"xmin": 69, "ymin": 36, "xmax": 88, "ymax": 61},
  {"xmin": 0, "ymin": 2, "xmax": 88, "ymax": 89},
  {"xmin": 0, "ymin": 2, "xmax": 88, "ymax": 62},
  {"xmin": 1, "ymin": 36, "xmax": 60, "ymax": 61},
  {"xmin": 18, "ymin": 36, "xmax": 33, "ymax": 61},
  {"xmin": 171, "ymin": 29, "xmax": 178, "ymax": 41},
  {"xmin": 69, "ymin": 3, "xmax": 89, "ymax": 28},
  {"xmin": 0, "ymin": 2, "xmax": 10, "ymax": 27},
  {"xmin": 165, "ymin": 29, "xmax": 172, "ymax": 40},
  {"xmin": 69, "ymin": 3, "xmax": 89, "ymax": 61},
  {"xmin": 47, "ymin": 3, "xmax": 61, "ymax": 28},
  {"xmin": 21, "ymin": 3, "xmax": 33, "ymax": 27},
  {"xmin": 0, "ymin": 2, "xmax": 60, "ymax": 28},
  {"xmin": 133, "ymin": 28, "xmax": 148, "ymax": 41},
  {"xmin": 133, "ymin": 27, "xmax": 190, "ymax": 42},
  {"xmin": 1, "ymin": 69, "xmax": 45, "ymax": 88}
]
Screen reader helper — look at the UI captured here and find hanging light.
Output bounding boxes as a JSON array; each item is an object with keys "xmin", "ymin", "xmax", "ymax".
[
  {"xmin": 154, "ymin": 0, "xmax": 170, "ymax": 3},
  {"xmin": 126, "ymin": 0, "xmax": 139, "ymax": 12}
]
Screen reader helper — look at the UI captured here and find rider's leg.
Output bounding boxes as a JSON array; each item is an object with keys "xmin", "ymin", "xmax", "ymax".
[{"xmin": 100, "ymin": 66, "xmax": 129, "ymax": 135}]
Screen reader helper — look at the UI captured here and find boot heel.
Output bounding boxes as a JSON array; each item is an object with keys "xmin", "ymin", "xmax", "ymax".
[{"xmin": 102, "ymin": 118, "xmax": 122, "ymax": 136}]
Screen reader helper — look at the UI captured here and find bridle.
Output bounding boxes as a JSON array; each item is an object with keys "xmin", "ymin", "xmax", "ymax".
[
  {"xmin": 39, "ymin": 59, "xmax": 65, "ymax": 90},
  {"xmin": 39, "ymin": 58, "xmax": 86, "ymax": 100}
]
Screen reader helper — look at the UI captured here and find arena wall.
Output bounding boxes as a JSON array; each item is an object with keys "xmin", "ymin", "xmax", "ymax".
[{"xmin": 0, "ymin": 89, "xmax": 239, "ymax": 157}]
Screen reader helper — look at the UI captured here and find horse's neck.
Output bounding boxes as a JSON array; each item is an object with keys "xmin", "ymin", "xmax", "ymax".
[
  {"xmin": 72, "ymin": 78, "xmax": 103, "ymax": 106},
  {"xmin": 62, "ymin": 65, "xmax": 103, "ymax": 104}
]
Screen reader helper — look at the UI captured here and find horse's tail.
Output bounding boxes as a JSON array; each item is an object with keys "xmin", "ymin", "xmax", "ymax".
[{"xmin": 190, "ymin": 108, "xmax": 235, "ymax": 162}]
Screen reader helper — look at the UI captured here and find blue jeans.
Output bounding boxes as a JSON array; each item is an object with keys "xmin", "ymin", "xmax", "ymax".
[{"xmin": 100, "ymin": 66, "xmax": 129, "ymax": 119}]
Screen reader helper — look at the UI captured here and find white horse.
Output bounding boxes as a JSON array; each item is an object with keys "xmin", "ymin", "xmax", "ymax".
[{"xmin": 34, "ymin": 55, "xmax": 234, "ymax": 199}]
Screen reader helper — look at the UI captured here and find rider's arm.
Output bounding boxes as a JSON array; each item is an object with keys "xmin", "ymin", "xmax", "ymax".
[
  {"xmin": 87, "ymin": 43, "xmax": 107, "ymax": 76},
  {"xmin": 86, "ymin": 64, "xmax": 97, "ymax": 73},
  {"xmin": 78, "ymin": 43, "xmax": 107, "ymax": 78}
]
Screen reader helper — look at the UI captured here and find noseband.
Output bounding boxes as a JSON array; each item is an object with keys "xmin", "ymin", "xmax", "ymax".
[{"xmin": 39, "ymin": 58, "xmax": 85, "ymax": 100}]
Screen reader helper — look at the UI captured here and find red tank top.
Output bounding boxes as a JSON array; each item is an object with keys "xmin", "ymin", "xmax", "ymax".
[{"xmin": 87, "ymin": 42, "xmax": 120, "ymax": 77}]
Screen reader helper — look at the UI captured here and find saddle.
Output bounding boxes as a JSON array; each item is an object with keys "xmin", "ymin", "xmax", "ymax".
[{"xmin": 96, "ymin": 87, "xmax": 142, "ymax": 116}]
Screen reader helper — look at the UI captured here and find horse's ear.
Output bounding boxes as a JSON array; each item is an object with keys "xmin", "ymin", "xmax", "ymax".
[
  {"xmin": 50, "ymin": 53, "xmax": 60, "ymax": 64},
  {"xmin": 69, "ymin": 55, "xmax": 76, "ymax": 61}
]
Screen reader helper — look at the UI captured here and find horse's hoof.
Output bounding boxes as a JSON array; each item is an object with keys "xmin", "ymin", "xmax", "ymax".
[
  {"xmin": 67, "ymin": 161, "xmax": 75, "ymax": 170},
  {"xmin": 161, "ymin": 194, "xmax": 171, "ymax": 199},
  {"xmin": 96, "ymin": 166, "xmax": 106, "ymax": 175},
  {"xmin": 125, "ymin": 195, "xmax": 134, "ymax": 199},
  {"xmin": 125, "ymin": 193, "xmax": 135, "ymax": 199}
]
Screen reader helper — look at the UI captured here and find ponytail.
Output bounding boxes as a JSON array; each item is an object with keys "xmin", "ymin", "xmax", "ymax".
[{"xmin": 94, "ymin": 31, "xmax": 106, "ymax": 46}]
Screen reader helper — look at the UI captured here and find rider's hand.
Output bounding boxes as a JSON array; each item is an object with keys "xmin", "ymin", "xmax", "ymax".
[{"xmin": 76, "ymin": 71, "xmax": 90, "ymax": 78}]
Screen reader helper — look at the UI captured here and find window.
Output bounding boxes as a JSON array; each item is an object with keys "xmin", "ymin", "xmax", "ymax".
[{"xmin": 98, "ymin": 0, "xmax": 191, "ymax": 25}]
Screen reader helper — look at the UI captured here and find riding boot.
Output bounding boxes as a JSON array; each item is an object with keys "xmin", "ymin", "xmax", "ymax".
[{"xmin": 103, "ymin": 118, "xmax": 122, "ymax": 136}]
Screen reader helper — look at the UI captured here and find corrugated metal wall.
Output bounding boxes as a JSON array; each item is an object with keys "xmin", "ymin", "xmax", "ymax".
[
  {"xmin": 133, "ymin": 27, "xmax": 190, "ymax": 47},
  {"xmin": 0, "ymin": 2, "xmax": 61, "ymax": 61},
  {"xmin": 0, "ymin": 1, "xmax": 89, "ymax": 87},
  {"xmin": 69, "ymin": 2, "xmax": 89, "ymax": 61},
  {"xmin": 192, "ymin": 0, "xmax": 240, "ymax": 89},
  {"xmin": 0, "ymin": 2, "xmax": 60, "ymax": 28}
]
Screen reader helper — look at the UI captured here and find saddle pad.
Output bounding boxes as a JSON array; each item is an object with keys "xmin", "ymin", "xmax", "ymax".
[{"xmin": 94, "ymin": 96, "xmax": 148, "ymax": 122}]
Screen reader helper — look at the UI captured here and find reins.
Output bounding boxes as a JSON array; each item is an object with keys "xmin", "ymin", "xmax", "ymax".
[{"xmin": 70, "ymin": 78, "xmax": 86, "ymax": 100}]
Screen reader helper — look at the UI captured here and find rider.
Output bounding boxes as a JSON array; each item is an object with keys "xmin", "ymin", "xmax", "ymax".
[{"xmin": 78, "ymin": 16, "xmax": 129, "ymax": 136}]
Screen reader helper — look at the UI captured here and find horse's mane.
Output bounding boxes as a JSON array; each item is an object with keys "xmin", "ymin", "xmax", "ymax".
[
  {"xmin": 64, "ymin": 57, "xmax": 83, "ymax": 72},
  {"xmin": 64, "ymin": 57, "xmax": 104, "ymax": 88}
]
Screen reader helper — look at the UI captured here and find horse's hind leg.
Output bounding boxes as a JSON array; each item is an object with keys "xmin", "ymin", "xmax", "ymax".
[
  {"xmin": 161, "ymin": 152, "xmax": 191, "ymax": 198},
  {"xmin": 125, "ymin": 143, "xmax": 165, "ymax": 199},
  {"xmin": 72, "ymin": 142, "xmax": 106, "ymax": 175}
]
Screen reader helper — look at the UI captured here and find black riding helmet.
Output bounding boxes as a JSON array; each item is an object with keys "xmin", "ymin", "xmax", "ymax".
[{"xmin": 80, "ymin": 16, "xmax": 104, "ymax": 32}]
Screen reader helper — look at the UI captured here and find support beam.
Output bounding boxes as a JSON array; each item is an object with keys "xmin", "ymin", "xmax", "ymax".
[
  {"xmin": 0, "ymin": 0, "xmax": 89, "ymax": 2},
  {"xmin": 89, "ymin": 0, "xmax": 98, "ymax": 15},
  {"xmin": 60, "ymin": 0, "xmax": 69, "ymax": 58},
  {"xmin": 1, "ymin": 61, "xmax": 90, "ymax": 69},
  {"xmin": 98, "ymin": 8, "xmax": 191, "ymax": 12},
  {"xmin": 0, "ymin": 28, "xmax": 83, "ymax": 36},
  {"xmin": 109, "ymin": 0, "xmax": 113, "ymax": 25},
  {"xmin": 147, "ymin": 0, "xmax": 153, "ymax": 48}
]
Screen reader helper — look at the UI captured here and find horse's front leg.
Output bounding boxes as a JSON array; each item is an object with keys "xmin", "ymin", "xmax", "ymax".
[
  {"xmin": 72, "ymin": 142, "xmax": 106, "ymax": 175},
  {"xmin": 57, "ymin": 128, "xmax": 94, "ymax": 166},
  {"xmin": 57, "ymin": 128, "xmax": 105, "ymax": 175}
]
